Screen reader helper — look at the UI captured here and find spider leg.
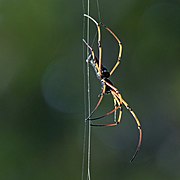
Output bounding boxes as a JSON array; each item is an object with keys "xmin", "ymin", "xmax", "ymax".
[
  {"xmin": 111, "ymin": 90, "xmax": 142, "ymax": 162},
  {"xmin": 120, "ymin": 98, "xmax": 142, "ymax": 162},
  {"xmin": 91, "ymin": 91, "xmax": 123, "ymax": 127},
  {"xmin": 112, "ymin": 90, "xmax": 123, "ymax": 124},
  {"xmin": 83, "ymin": 39, "xmax": 95, "ymax": 61},
  {"xmin": 83, "ymin": 39, "xmax": 100, "ymax": 75},
  {"xmin": 86, "ymin": 84, "xmax": 106, "ymax": 120},
  {"xmin": 84, "ymin": 14, "xmax": 102, "ymax": 76},
  {"xmin": 100, "ymin": 22, "xmax": 122, "ymax": 76},
  {"xmin": 113, "ymin": 97, "xmax": 118, "ymax": 122}
]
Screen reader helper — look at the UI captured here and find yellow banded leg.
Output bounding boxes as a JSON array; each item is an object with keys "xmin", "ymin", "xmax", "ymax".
[
  {"xmin": 86, "ymin": 84, "xmax": 106, "ymax": 120},
  {"xmin": 121, "ymin": 99, "xmax": 142, "ymax": 162},
  {"xmin": 100, "ymin": 23, "xmax": 123, "ymax": 76}
]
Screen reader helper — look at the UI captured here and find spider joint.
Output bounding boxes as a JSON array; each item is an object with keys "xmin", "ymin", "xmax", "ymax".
[
  {"xmin": 86, "ymin": 54, "xmax": 92, "ymax": 63},
  {"xmin": 98, "ymin": 92, "xmax": 104, "ymax": 97},
  {"xmin": 127, "ymin": 106, "xmax": 132, "ymax": 111}
]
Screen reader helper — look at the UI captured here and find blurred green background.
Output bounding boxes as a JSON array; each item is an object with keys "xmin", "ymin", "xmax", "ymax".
[{"xmin": 0, "ymin": 0, "xmax": 180, "ymax": 179}]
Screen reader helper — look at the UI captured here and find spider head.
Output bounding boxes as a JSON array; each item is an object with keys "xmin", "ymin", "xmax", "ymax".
[{"xmin": 101, "ymin": 67, "xmax": 110, "ymax": 79}]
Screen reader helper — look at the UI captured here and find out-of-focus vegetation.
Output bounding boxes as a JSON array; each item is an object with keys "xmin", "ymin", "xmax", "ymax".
[{"xmin": 0, "ymin": 0, "xmax": 179, "ymax": 179}]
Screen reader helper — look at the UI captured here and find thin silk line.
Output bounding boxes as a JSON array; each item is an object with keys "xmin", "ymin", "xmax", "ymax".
[
  {"xmin": 82, "ymin": 0, "xmax": 91, "ymax": 180},
  {"xmin": 82, "ymin": 1, "xmax": 101, "ymax": 179},
  {"xmin": 86, "ymin": 1, "xmax": 91, "ymax": 179},
  {"xmin": 96, "ymin": 0, "xmax": 101, "ymax": 21},
  {"xmin": 82, "ymin": 0, "xmax": 89, "ymax": 179},
  {"xmin": 81, "ymin": 0, "xmax": 87, "ymax": 179}
]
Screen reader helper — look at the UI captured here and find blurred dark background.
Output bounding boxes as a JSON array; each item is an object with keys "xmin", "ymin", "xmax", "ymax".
[{"xmin": 0, "ymin": 0, "xmax": 179, "ymax": 179}]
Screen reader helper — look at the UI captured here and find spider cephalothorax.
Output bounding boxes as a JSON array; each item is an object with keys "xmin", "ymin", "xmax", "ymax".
[{"xmin": 101, "ymin": 66, "xmax": 110, "ymax": 79}]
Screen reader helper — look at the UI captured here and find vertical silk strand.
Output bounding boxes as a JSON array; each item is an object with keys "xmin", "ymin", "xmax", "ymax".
[
  {"xmin": 82, "ymin": 0, "xmax": 91, "ymax": 180},
  {"xmin": 86, "ymin": 1, "xmax": 91, "ymax": 179},
  {"xmin": 96, "ymin": 0, "xmax": 101, "ymax": 22},
  {"xmin": 82, "ymin": 1, "xmax": 101, "ymax": 179},
  {"xmin": 81, "ymin": 0, "xmax": 87, "ymax": 179}
]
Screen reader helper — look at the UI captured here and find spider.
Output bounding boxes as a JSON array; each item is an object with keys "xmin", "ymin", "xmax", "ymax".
[{"xmin": 83, "ymin": 14, "xmax": 142, "ymax": 162}]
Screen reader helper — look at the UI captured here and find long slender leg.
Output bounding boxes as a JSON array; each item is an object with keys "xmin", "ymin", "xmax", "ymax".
[
  {"xmin": 86, "ymin": 84, "xmax": 106, "ymax": 120},
  {"xmin": 84, "ymin": 14, "xmax": 102, "ymax": 76},
  {"xmin": 83, "ymin": 39, "xmax": 95, "ymax": 61},
  {"xmin": 111, "ymin": 91, "xmax": 123, "ymax": 124},
  {"xmin": 100, "ymin": 23, "xmax": 123, "ymax": 76},
  {"xmin": 91, "ymin": 91, "xmax": 123, "ymax": 127},
  {"xmin": 83, "ymin": 39, "xmax": 100, "ymax": 74},
  {"xmin": 113, "ymin": 98, "xmax": 118, "ymax": 122},
  {"xmin": 90, "ymin": 105, "xmax": 119, "ymax": 122},
  {"xmin": 121, "ymin": 98, "xmax": 142, "ymax": 162}
]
